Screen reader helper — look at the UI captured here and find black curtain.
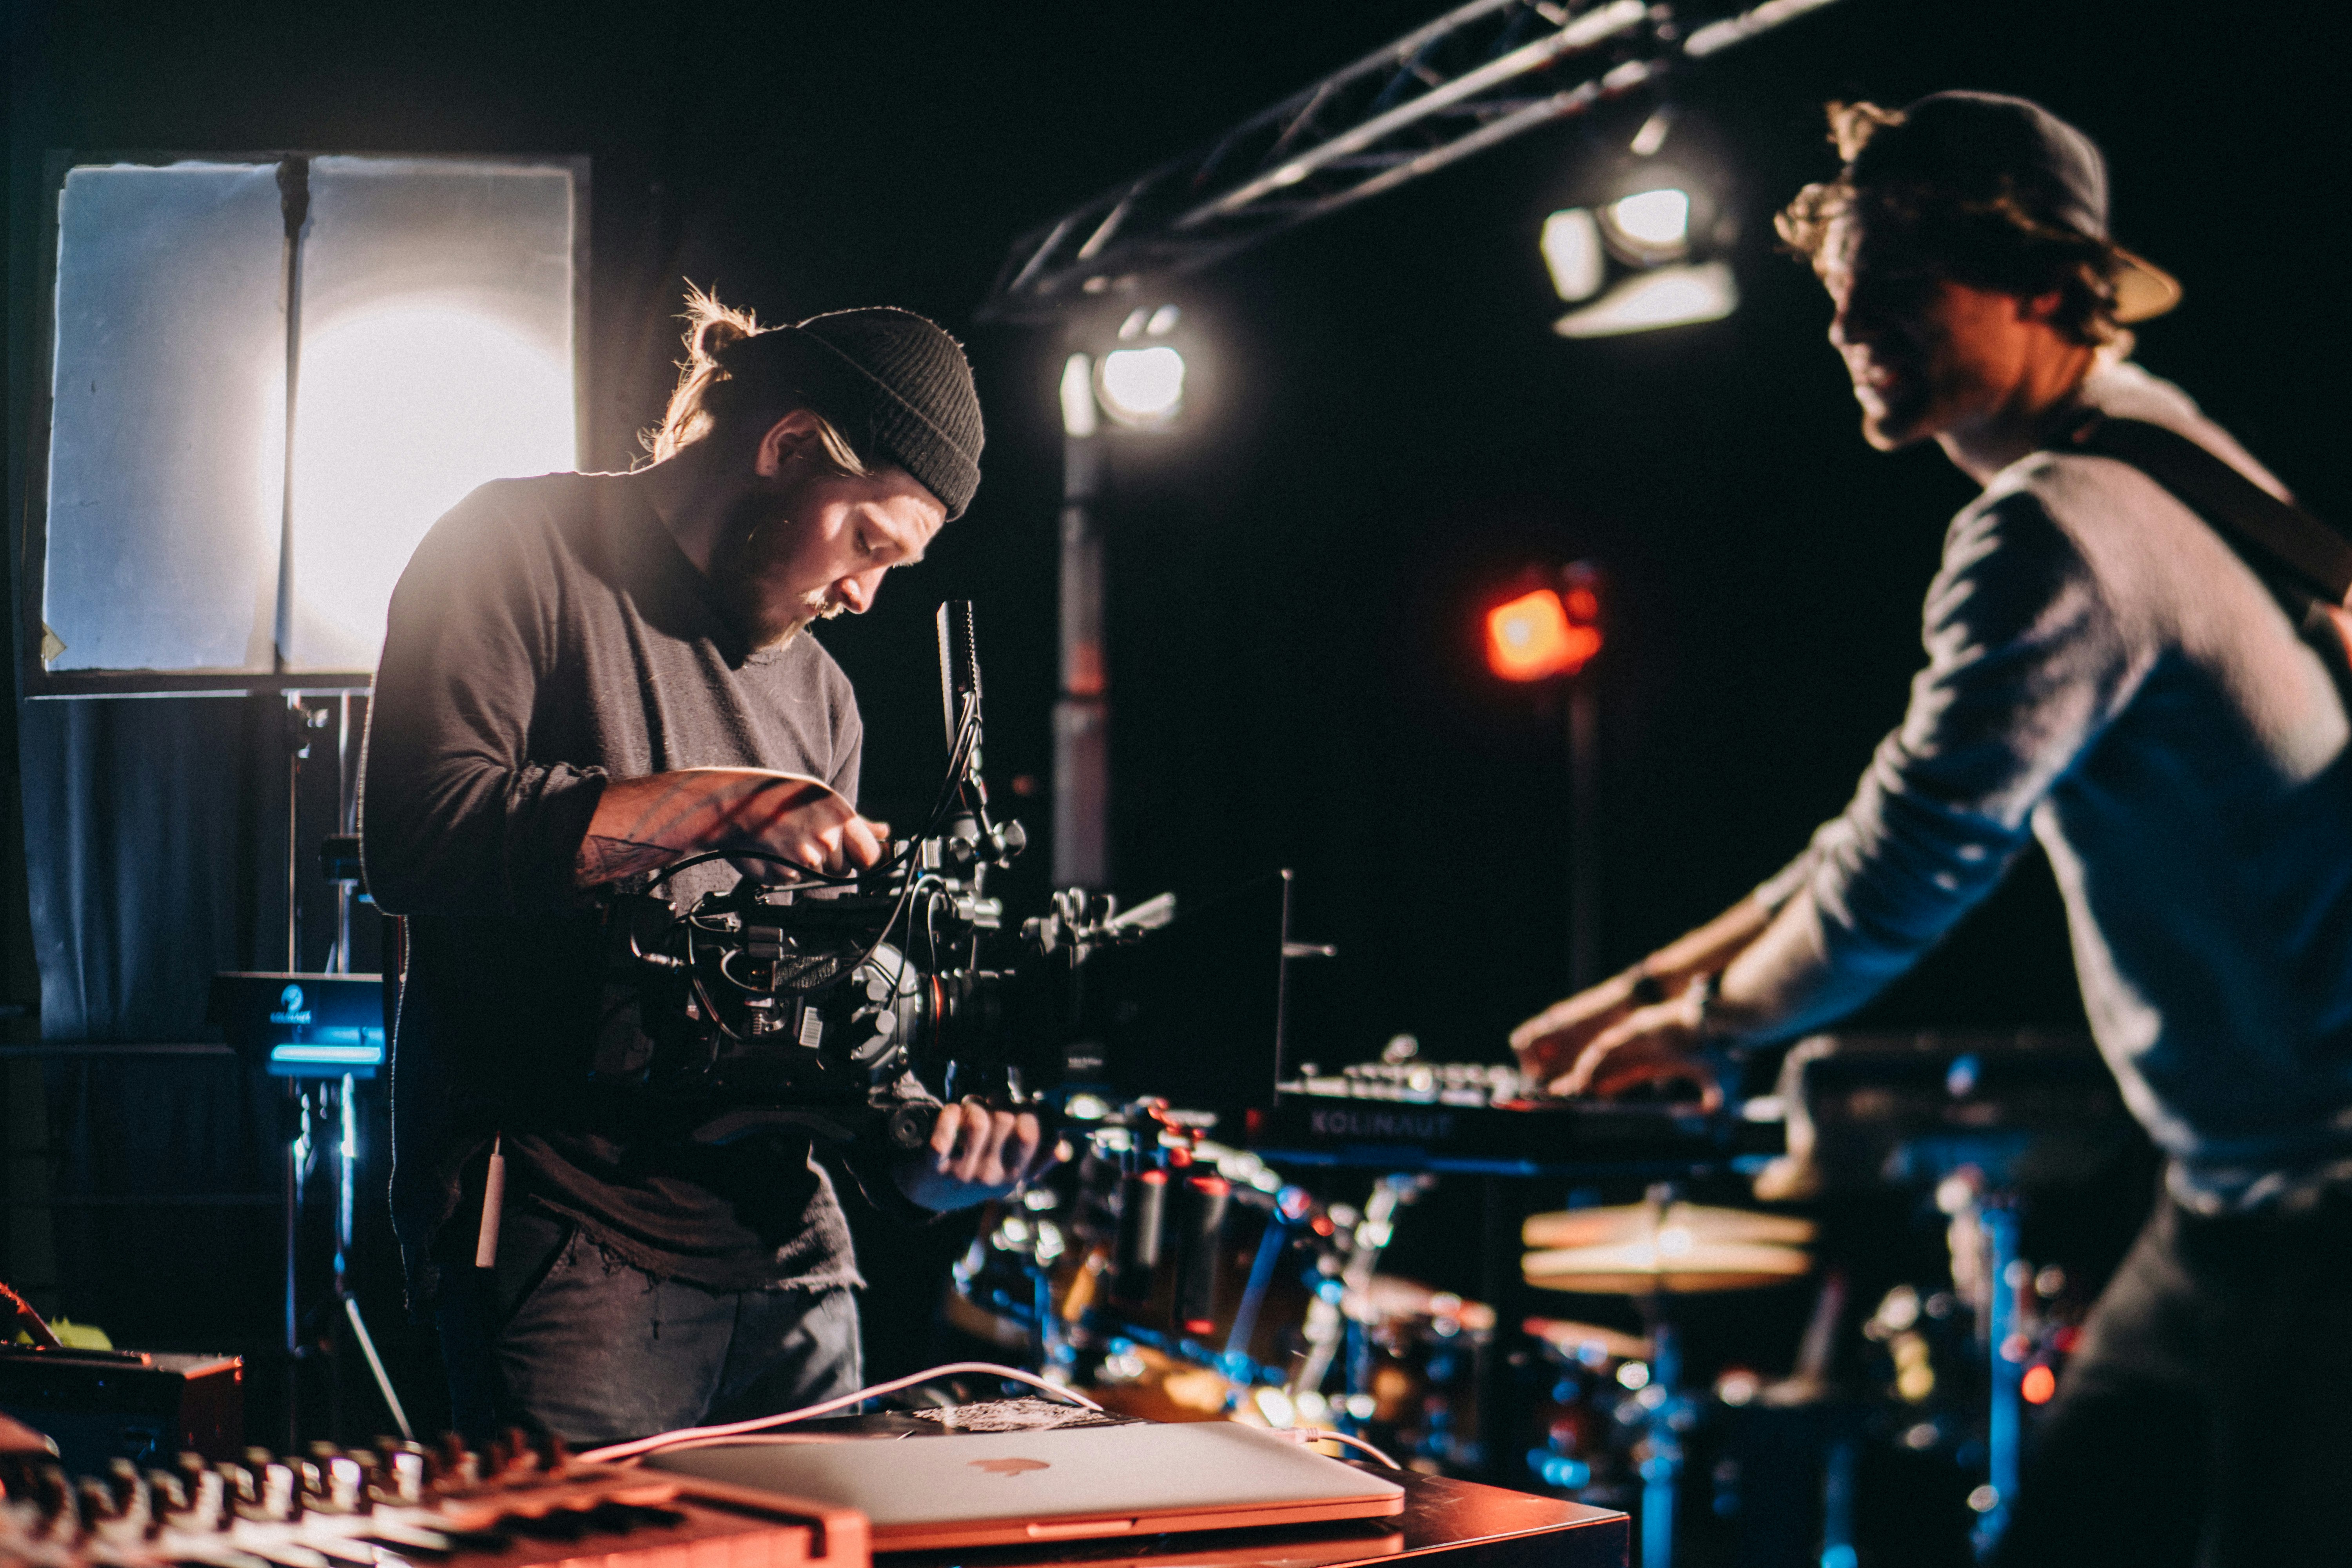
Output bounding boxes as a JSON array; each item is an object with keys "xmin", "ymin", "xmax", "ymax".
[{"xmin": 19, "ymin": 695, "xmax": 281, "ymax": 1041}]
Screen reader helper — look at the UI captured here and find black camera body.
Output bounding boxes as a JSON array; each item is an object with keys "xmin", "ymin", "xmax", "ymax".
[{"xmin": 592, "ymin": 604, "xmax": 1289, "ymax": 1153}]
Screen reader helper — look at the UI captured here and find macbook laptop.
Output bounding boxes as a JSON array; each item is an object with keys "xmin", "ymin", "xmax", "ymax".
[{"xmin": 644, "ymin": 1421, "xmax": 1407, "ymax": 1550}]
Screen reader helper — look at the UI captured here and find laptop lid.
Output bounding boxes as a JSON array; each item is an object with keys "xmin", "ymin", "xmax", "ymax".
[{"xmin": 644, "ymin": 1422, "xmax": 1406, "ymax": 1550}]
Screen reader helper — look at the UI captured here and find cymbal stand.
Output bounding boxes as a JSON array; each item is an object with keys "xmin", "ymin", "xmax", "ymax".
[
  {"xmin": 1630, "ymin": 1302, "xmax": 1685, "ymax": 1568},
  {"xmin": 1626, "ymin": 1182, "xmax": 1696, "ymax": 1568},
  {"xmin": 1939, "ymin": 1169, "xmax": 2025, "ymax": 1559},
  {"xmin": 1288, "ymin": 1174, "xmax": 1420, "ymax": 1420}
]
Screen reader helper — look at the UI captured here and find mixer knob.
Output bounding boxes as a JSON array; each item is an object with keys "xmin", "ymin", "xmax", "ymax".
[
  {"xmin": 189, "ymin": 1466, "xmax": 227, "ymax": 1529},
  {"xmin": 147, "ymin": 1469, "xmax": 189, "ymax": 1517},
  {"xmin": 372, "ymin": 1439, "xmax": 429, "ymax": 1504},
  {"xmin": 328, "ymin": 1454, "xmax": 367, "ymax": 1512},
  {"xmin": 263, "ymin": 1460, "xmax": 299, "ymax": 1520}
]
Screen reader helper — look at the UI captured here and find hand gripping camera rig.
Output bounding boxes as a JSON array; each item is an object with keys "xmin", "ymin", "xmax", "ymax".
[{"xmin": 594, "ymin": 603, "xmax": 1291, "ymax": 1154}]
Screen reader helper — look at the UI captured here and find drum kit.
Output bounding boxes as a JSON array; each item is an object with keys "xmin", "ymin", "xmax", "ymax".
[
  {"xmin": 950, "ymin": 1122, "xmax": 1822, "ymax": 1567},
  {"xmin": 943, "ymin": 1030, "xmax": 2125, "ymax": 1566},
  {"xmin": 949, "ymin": 1127, "xmax": 1501, "ymax": 1474}
]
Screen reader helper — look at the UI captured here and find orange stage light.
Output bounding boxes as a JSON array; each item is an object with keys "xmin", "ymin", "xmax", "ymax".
[
  {"xmin": 1486, "ymin": 589, "xmax": 1601, "ymax": 682},
  {"xmin": 2020, "ymin": 1364, "xmax": 2057, "ymax": 1405}
]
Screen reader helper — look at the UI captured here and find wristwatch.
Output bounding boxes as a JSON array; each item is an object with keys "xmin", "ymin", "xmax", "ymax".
[
  {"xmin": 1626, "ymin": 964, "xmax": 1669, "ymax": 1007},
  {"xmin": 1685, "ymin": 971, "xmax": 1751, "ymax": 1091},
  {"xmin": 1686, "ymin": 969, "xmax": 1721, "ymax": 1037}
]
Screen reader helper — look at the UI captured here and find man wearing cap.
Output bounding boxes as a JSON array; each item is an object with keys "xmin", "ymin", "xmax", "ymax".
[
  {"xmin": 1513, "ymin": 94, "xmax": 2352, "ymax": 1562},
  {"xmin": 361, "ymin": 292, "xmax": 1054, "ymax": 1444}
]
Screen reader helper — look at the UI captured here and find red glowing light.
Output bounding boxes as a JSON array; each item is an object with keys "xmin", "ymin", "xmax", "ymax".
[
  {"xmin": 1486, "ymin": 589, "xmax": 1602, "ymax": 682},
  {"xmin": 2020, "ymin": 1365, "xmax": 2057, "ymax": 1405}
]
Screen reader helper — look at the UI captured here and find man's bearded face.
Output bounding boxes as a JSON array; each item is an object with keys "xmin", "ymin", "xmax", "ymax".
[
  {"xmin": 708, "ymin": 479, "xmax": 843, "ymax": 649},
  {"xmin": 706, "ymin": 449, "xmax": 946, "ymax": 651}
]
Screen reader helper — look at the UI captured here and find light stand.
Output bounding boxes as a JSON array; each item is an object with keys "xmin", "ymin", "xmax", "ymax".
[
  {"xmin": 1484, "ymin": 565, "xmax": 1606, "ymax": 991},
  {"xmin": 1054, "ymin": 423, "xmax": 1110, "ymax": 890},
  {"xmin": 276, "ymin": 691, "xmax": 411, "ymax": 1445},
  {"xmin": 1566, "ymin": 673, "xmax": 1600, "ymax": 991}
]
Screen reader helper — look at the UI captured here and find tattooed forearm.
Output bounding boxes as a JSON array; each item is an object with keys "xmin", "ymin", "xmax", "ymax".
[
  {"xmin": 574, "ymin": 834, "xmax": 676, "ymax": 888},
  {"xmin": 574, "ymin": 769, "xmax": 864, "ymax": 891}
]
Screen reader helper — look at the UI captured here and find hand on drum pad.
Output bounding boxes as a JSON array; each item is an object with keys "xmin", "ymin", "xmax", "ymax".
[{"xmin": 894, "ymin": 1098, "xmax": 1062, "ymax": 1211}]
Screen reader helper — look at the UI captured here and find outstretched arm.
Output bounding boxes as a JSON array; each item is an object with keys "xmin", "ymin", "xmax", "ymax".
[
  {"xmin": 1509, "ymin": 895, "xmax": 1777, "ymax": 1091},
  {"xmin": 1517, "ymin": 486, "xmax": 2150, "ymax": 1107}
]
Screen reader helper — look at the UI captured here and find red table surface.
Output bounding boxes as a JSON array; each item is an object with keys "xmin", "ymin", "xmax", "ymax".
[{"xmin": 874, "ymin": 1467, "xmax": 1628, "ymax": 1568}]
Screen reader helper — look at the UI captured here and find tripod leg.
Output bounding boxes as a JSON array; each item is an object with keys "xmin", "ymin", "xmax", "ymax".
[{"xmin": 342, "ymin": 1295, "xmax": 414, "ymax": 1441}]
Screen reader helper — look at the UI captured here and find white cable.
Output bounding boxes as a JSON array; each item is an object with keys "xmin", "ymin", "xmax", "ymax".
[
  {"xmin": 1270, "ymin": 1426, "xmax": 1405, "ymax": 1470},
  {"xmin": 578, "ymin": 1361, "xmax": 1104, "ymax": 1465}
]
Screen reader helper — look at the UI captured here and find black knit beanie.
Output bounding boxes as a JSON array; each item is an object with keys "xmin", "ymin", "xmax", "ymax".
[{"xmin": 722, "ymin": 307, "xmax": 985, "ymax": 519}]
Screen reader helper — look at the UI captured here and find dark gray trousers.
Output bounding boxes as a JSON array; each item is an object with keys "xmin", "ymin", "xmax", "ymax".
[
  {"xmin": 436, "ymin": 1203, "xmax": 863, "ymax": 1447},
  {"xmin": 1995, "ymin": 1187, "xmax": 2352, "ymax": 1568}
]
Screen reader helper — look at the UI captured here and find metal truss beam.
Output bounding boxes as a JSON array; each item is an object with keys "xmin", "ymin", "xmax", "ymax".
[{"xmin": 976, "ymin": 0, "xmax": 1844, "ymax": 323}]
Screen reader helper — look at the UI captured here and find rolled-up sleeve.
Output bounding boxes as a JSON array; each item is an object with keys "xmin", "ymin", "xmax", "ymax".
[
  {"xmin": 359, "ymin": 483, "xmax": 608, "ymax": 917},
  {"xmin": 1759, "ymin": 484, "xmax": 2155, "ymax": 1033}
]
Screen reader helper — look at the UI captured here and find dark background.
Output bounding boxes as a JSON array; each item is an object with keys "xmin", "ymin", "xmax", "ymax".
[{"xmin": 4, "ymin": 0, "xmax": 2345, "ymax": 1452}]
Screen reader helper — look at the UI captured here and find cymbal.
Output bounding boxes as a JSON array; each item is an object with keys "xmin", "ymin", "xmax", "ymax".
[
  {"xmin": 1362, "ymin": 1275, "xmax": 1498, "ymax": 1333},
  {"xmin": 1523, "ymin": 1238, "xmax": 1812, "ymax": 1296},
  {"xmin": 1523, "ymin": 1202, "xmax": 1816, "ymax": 1251},
  {"xmin": 1523, "ymin": 1315, "xmax": 1651, "ymax": 1364}
]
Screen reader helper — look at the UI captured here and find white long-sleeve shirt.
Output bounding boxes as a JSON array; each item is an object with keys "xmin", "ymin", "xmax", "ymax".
[{"xmin": 1755, "ymin": 361, "xmax": 2352, "ymax": 1212}]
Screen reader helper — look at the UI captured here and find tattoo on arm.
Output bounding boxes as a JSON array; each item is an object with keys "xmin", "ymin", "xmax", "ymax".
[{"xmin": 575, "ymin": 834, "xmax": 675, "ymax": 888}]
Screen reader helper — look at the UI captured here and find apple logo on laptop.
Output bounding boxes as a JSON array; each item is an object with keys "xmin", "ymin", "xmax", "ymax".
[{"xmin": 970, "ymin": 1458, "xmax": 1051, "ymax": 1477}]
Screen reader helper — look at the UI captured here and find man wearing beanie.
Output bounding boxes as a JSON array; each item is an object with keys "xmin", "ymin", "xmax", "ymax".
[
  {"xmin": 360, "ymin": 290, "xmax": 1051, "ymax": 1444},
  {"xmin": 1514, "ymin": 94, "xmax": 2352, "ymax": 1562}
]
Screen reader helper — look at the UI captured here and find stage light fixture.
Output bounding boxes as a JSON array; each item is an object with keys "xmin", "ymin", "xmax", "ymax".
[
  {"xmin": 1541, "ymin": 209, "xmax": 1605, "ymax": 302},
  {"xmin": 1536, "ymin": 101, "xmax": 1745, "ymax": 343},
  {"xmin": 1096, "ymin": 347, "xmax": 1186, "ymax": 426},
  {"xmin": 1599, "ymin": 186, "xmax": 1691, "ymax": 262},
  {"xmin": 1486, "ymin": 588, "xmax": 1601, "ymax": 682},
  {"xmin": 1553, "ymin": 260, "xmax": 1739, "ymax": 339},
  {"xmin": 1093, "ymin": 303, "xmax": 1188, "ymax": 428}
]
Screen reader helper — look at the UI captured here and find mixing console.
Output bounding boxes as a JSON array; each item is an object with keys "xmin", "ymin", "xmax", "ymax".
[{"xmin": 0, "ymin": 1425, "xmax": 867, "ymax": 1568}]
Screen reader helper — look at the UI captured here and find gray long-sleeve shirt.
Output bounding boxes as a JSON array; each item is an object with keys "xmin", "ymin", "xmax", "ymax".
[
  {"xmin": 360, "ymin": 471, "xmax": 871, "ymax": 1298},
  {"xmin": 1754, "ymin": 361, "xmax": 2352, "ymax": 1212}
]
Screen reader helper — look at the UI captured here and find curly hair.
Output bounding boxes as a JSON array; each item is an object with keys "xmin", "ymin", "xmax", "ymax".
[
  {"xmin": 1775, "ymin": 102, "xmax": 2128, "ymax": 347},
  {"xmin": 641, "ymin": 284, "xmax": 871, "ymax": 470}
]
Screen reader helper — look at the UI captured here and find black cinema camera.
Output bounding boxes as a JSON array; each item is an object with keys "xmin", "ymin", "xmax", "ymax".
[{"xmin": 593, "ymin": 603, "xmax": 1290, "ymax": 1153}]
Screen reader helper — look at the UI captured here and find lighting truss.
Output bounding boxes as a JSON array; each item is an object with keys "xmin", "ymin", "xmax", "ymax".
[{"xmin": 977, "ymin": 0, "xmax": 1844, "ymax": 323}]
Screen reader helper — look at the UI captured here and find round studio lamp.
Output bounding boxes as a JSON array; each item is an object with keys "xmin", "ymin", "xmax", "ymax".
[
  {"xmin": 1597, "ymin": 186, "xmax": 1691, "ymax": 265},
  {"xmin": 1095, "ymin": 345, "xmax": 1186, "ymax": 428},
  {"xmin": 1091, "ymin": 303, "xmax": 1190, "ymax": 429}
]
